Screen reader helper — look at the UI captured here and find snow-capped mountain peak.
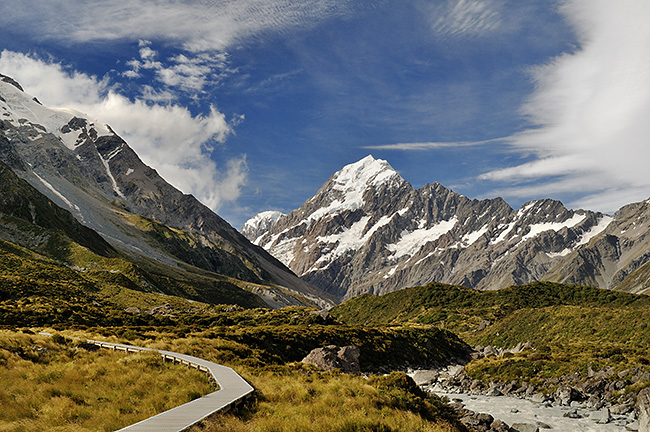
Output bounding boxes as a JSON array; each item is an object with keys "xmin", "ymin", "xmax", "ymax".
[
  {"xmin": 331, "ymin": 155, "xmax": 400, "ymax": 193},
  {"xmin": 241, "ymin": 210, "xmax": 285, "ymax": 243},
  {"xmin": 0, "ymin": 75, "xmax": 112, "ymax": 150},
  {"xmin": 244, "ymin": 156, "xmax": 638, "ymax": 301}
]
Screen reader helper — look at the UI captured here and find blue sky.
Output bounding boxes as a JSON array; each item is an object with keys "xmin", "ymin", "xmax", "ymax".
[{"xmin": 1, "ymin": 1, "xmax": 649, "ymax": 228}]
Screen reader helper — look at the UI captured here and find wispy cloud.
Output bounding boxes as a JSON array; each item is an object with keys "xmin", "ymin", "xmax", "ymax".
[
  {"xmin": 430, "ymin": 0, "xmax": 504, "ymax": 38},
  {"xmin": 0, "ymin": 50, "xmax": 247, "ymax": 211},
  {"xmin": 122, "ymin": 41, "xmax": 234, "ymax": 99},
  {"xmin": 0, "ymin": 0, "xmax": 362, "ymax": 52},
  {"xmin": 480, "ymin": 0, "xmax": 650, "ymax": 212},
  {"xmin": 364, "ymin": 137, "xmax": 508, "ymax": 151}
]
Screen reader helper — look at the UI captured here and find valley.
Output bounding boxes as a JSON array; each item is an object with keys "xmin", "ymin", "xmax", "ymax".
[{"xmin": 2, "ymin": 73, "xmax": 650, "ymax": 431}]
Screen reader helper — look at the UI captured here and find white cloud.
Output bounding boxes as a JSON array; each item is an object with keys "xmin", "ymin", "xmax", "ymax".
[
  {"xmin": 363, "ymin": 137, "xmax": 507, "ymax": 151},
  {"xmin": 121, "ymin": 42, "xmax": 235, "ymax": 99},
  {"xmin": 431, "ymin": 0, "xmax": 503, "ymax": 38},
  {"xmin": 0, "ymin": 0, "xmax": 360, "ymax": 53},
  {"xmin": 0, "ymin": 50, "xmax": 246, "ymax": 211},
  {"xmin": 480, "ymin": 0, "xmax": 650, "ymax": 212}
]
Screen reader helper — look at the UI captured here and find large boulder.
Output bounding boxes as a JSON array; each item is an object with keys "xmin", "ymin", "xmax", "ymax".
[{"xmin": 302, "ymin": 345, "xmax": 361, "ymax": 373}]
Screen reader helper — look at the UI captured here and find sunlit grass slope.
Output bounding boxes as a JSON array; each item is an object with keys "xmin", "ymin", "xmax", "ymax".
[
  {"xmin": 331, "ymin": 281, "xmax": 650, "ymax": 385},
  {"xmin": 0, "ymin": 330, "xmax": 212, "ymax": 432}
]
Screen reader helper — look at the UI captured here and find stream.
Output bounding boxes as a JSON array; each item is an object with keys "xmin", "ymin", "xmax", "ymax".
[{"xmin": 433, "ymin": 391, "xmax": 637, "ymax": 431}]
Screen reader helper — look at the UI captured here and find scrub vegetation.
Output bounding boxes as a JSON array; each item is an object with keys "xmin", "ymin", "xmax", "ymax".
[{"xmin": 331, "ymin": 281, "xmax": 650, "ymax": 388}]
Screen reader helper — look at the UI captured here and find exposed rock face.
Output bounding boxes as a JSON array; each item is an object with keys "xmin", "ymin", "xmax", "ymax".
[
  {"xmin": 545, "ymin": 199, "xmax": 650, "ymax": 294},
  {"xmin": 0, "ymin": 74, "xmax": 334, "ymax": 308},
  {"xmin": 247, "ymin": 155, "xmax": 622, "ymax": 300},
  {"xmin": 301, "ymin": 345, "xmax": 360, "ymax": 373}
]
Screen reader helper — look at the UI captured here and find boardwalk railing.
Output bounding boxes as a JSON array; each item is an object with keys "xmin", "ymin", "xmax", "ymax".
[{"xmin": 87, "ymin": 339, "xmax": 254, "ymax": 432}]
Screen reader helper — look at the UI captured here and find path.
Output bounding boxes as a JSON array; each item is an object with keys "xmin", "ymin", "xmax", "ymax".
[{"xmin": 87, "ymin": 339, "xmax": 254, "ymax": 432}]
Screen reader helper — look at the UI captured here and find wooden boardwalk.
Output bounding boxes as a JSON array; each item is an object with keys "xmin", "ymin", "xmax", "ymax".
[{"xmin": 87, "ymin": 339, "xmax": 254, "ymax": 432}]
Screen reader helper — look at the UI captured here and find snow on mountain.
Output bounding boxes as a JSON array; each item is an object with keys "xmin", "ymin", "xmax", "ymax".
[
  {"xmin": 241, "ymin": 210, "xmax": 284, "ymax": 244},
  {"xmin": 0, "ymin": 73, "xmax": 335, "ymax": 308},
  {"xmin": 247, "ymin": 155, "xmax": 636, "ymax": 300}
]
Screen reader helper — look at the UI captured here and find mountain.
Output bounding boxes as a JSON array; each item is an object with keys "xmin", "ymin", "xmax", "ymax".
[
  {"xmin": 545, "ymin": 199, "xmax": 650, "ymax": 294},
  {"xmin": 0, "ymin": 73, "xmax": 335, "ymax": 309},
  {"xmin": 241, "ymin": 210, "xmax": 285, "ymax": 242},
  {"xmin": 244, "ymin": 155, "xmax": 650, "ymax": 301}
]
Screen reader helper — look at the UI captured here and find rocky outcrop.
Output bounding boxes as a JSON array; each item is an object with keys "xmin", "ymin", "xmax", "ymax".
[
  {"xmin": 301, "ymin": 345, "xmax": 360, "ymax": 373},
  {"xmin": 246, "ymin": 155, "xmax": 622, "ymax": 301}
]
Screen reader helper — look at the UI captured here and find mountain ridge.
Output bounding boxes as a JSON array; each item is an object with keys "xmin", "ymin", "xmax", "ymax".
[
  {"xmin": 245, "ymin": 155, "xmax": 650, "ymax": 300},
  {"xmin": 0, "ymin": 73, "xmax": 335, "ymax": 308}
]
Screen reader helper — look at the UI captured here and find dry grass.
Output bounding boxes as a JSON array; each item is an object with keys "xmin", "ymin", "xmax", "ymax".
[
  {"xmin": 189, "ymin": 366, "xmax": 464, "ymax": 432},
  {"xmin": 0, "ymin": 330, "xmax": 212, "ymax": 431},
  {"xmin": 1, "ymin": 329, "xmax": 467, "ymax": 432}
]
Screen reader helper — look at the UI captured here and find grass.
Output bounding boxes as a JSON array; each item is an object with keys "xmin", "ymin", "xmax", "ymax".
[
  {"xmin": 0, "ymin": 330, "xmax": 212, "ymax": 432},
  {"xmin": 0, "ymin": 328, "xmax": 471, "ymax": 432},
  {"xmin": 331, "ymin": 281, "xmax": 650, "ymax": 387},
  {"xmin": 189, "ymin": 368, "xmax": 466, "ymax": 432}
]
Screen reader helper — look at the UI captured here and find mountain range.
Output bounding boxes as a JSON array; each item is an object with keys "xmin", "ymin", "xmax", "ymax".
[
  {"xmin": 3, "ymin": 70, "xmax": 650, "ymax": 309},
  {"xmin": 0, "ymin": 73, "xmax": 335, "ymax": 309},
  {"xmin": 244, "ymin": 155, "xmax": 650, "ymax": 301}
]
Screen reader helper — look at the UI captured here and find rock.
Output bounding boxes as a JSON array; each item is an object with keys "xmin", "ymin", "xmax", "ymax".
[
  {"xmin": 448, "ymin": 364, "xmax": 465, "ymax": 377},
  {"xmin": 586, "ymin": 395, "xmax": 605, "ymax": 410},
  {"xmin": 556, "ymin": 386, "xmax": 582, "ymax": 405},
  {"xmin": 591, "ymin": 407, "xmax": 611, "ymax": 424},
  {"xmin": 579, "ymin": 377, "xmax": 607, "ymax": 396},
  {"xmin": 501, "ymin": 381, "xmax": 517, "ymax": 395},
  {"xmin": 510, "ymin": 341, "xmax": 533, "ymax": 354},
  {"xmin": 511, "ymin": 423, "xmax": 539, "ymax": 432},
  {"xmin": 490, "ymin": 419, "xmax": 511, "ymax": 432},
  {"xmin": 486, "ymin": 386, "xmax": 503, "ymax": 397},
  {"xmin": 411, "ymin": 370, "xmax": 438, "ymax": 386},
  {"xmin": 612, "ymin": 403, "xmax": 635, "ymax": 415},
  {"xmin": 124, "ymin": 307, "xmax": 140, "ymax": 314},
  {"xmin": 301, "ymin": 345, "xmax": 360, "ymax": 373},
  {"xmin": 563, "ymin": 408, "xmax": 583, "ymax": 418},
  {"xmin": 485, "ymin": 386, "xmax": 503, "ymax": 397},
  {"xmin": 530, "ymin": 393, "xmax": 548, "ymax": 403},
  {"xmin": 476, "ymin": 320, "xmax": 491, "ymax": 331},
  {"xmin": 460, "ymin": 411, "xmax": 494, "ymax": 430},
  {"xmin": 147, "ymin": 303, "xmax": 173, "ymax": 315}
]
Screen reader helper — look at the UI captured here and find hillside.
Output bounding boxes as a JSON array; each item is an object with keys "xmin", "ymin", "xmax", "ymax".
[
  {"xmin": 332, "ymin": 281, "xmax": 650, "ymax": 392},
  {"xmin": 0, "ymin": 73, "xmax": 334, "ymax": 308}
]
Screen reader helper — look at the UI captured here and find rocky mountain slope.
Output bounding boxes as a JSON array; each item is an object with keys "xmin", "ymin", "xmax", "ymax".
[
  {"xmin": 245, "ymin": 155, "xmax": 650, "ymax": 300},
  {"xmin": 0, "ymin": 73, "xmax": 334, "ymax": 308},
  {"xmin": 241, "ymin": 210, "xmax": 285, "ymax": 242}
]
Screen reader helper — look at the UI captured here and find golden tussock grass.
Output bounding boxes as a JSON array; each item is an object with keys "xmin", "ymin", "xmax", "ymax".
[
  {"xmin": 189, "ymin": 366, "xmax": 463, "ymax": 432},
  {"xmin": 0, "ymin": 330, "xmax": 212, "ymax": 432}
]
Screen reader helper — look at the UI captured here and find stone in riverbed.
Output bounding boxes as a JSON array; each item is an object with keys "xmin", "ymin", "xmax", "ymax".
[
  {"xmin": 530, "ymin": 393, "xmax": 548, "ymax": 403},
  {"xmin": 590, "ymin": 407, "xmax": 611, "ymax": 424},
  {"xmin": 411, "ymin": 370, "xmax": 438, "ymax": 386},
  {"xmin": 511, "ymin": 423, "xmax": 539, "ymax": 432},
  {"xmin": 489, "ymin": 419, "xmax": 511, "ymax": 432}
]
